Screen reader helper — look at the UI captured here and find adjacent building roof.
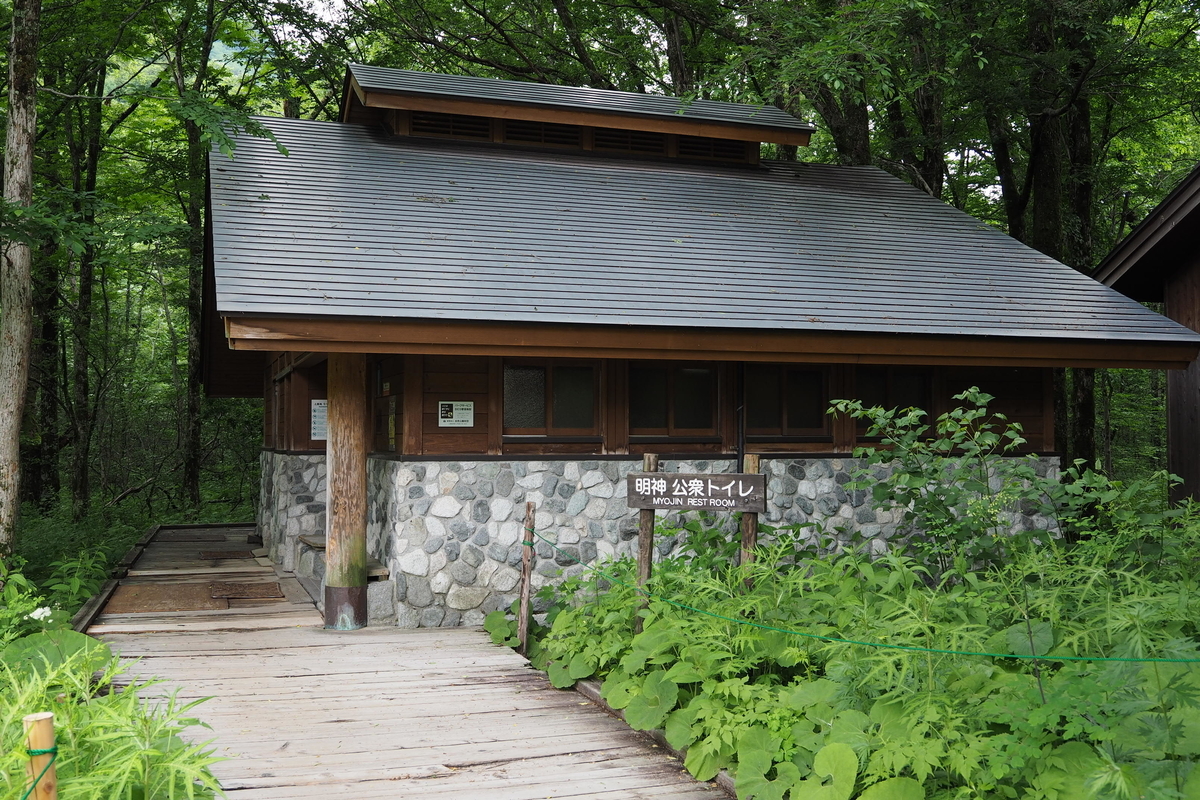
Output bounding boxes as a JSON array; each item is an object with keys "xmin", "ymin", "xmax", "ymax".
[
  {"xmin": 345, "ymin": 64, "xmax": 814, "ymax": 145},
  {"xmin": 1095, "ymin": 163, "xmax": 1200, "ymax": 301},
  {"xmin": 209, "ymin": 117, "xmax": 1200, "ymax": 362}
]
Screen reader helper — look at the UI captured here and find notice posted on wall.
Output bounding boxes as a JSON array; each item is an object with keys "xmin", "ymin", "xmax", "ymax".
[
  {"xmin": 438, "ymin": 400, "xmax": 474, "ymax": 428},
  {"xmin": 310, "ymin": 399, "xmax": 328, "ymax": 440}
]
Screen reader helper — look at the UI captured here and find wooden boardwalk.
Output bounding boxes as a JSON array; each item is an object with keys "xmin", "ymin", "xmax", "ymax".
[{"xmin": 87, "ymin": 525, "xmax": 720, "ymax": 799}]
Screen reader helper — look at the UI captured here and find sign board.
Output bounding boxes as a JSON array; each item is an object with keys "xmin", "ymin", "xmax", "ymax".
[
  {"xmin": 310, "ymin": 399, "xmax": 328, "ymax": 441},
  {"xmin": 438, "ymin": 400, "xmax": 474, "ymax": 428},
  {"xmin": 627, "ymin": 473, "xmax": 766, "ymax": 513}
]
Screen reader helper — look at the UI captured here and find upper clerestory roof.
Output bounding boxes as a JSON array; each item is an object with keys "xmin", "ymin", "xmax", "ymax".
[{"xmin": 344, "ymin": 64, "xmax": 815, "ymax": 146}]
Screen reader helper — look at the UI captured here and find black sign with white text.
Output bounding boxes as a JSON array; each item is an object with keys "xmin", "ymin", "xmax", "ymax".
[{"xmin": 627, "ymin": 473, "xmax": 766, "ymax": 513}]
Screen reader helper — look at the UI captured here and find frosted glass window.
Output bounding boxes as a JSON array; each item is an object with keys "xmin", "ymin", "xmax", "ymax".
[
  {"xmin": 504, "ymin": 366, "xmax": 545, "ymax": 428},
  {"xmin": 630, "ymin": 367, "xmax": 668, "ymax": 429},
  {"xmin": 674, "ymin": 368, "xmax": 713, "ymax": 429},
  {"xmin": 785, "ymin": 369, "xmax": 824, "ymax": 431},
  {"xmin": 745, "ymin": 365, "xmax": 781, "ymax": 429},
  {"xmin": 552, "ymin": 366, "xmax": 594, "ymax": 429}
]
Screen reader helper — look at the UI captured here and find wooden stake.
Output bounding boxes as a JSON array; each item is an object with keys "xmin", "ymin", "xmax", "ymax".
[
  {"xmin": 324, "ymin": 352, "xmax": 368, "ymax": 630},
  {"xmin": 635, "ymin": 453, "xmax": 659, "ymax": 633},
  {"xmin": 740, "ymin": 454, "xmax": 761, "ymax": 579},
  {"xmin": 517, "ymin": 501, "xmax": 535, "ymax": 655},
  {"xmin": 23, "ymin": 712, "xmax": 57, "ymax": 800}
]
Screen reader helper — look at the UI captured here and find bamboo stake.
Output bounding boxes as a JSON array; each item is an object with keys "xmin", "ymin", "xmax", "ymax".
[
  {"xmin": 635, "ymin": 453, "xmax": 659, "ymax": 633},
  {"xmin": 517, "ymin": 501, "xmax": 535, "ymax": 655},
  {"xmin": 23, "ymin": 712, "xmax": 57, "ymax": 800}
]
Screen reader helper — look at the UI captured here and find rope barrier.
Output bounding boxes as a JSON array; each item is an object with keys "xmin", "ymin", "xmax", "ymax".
[
  {"xmin": 524, "ymin": 526, "xmax": 1200, "ymax": 665},
  {"xmin": 20, "ymin": 746, "xmax": 56, "ymax": 800}
]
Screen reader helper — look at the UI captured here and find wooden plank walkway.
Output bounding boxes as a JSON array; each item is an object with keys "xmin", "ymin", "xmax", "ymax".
[{"xmin": 87, "ymin": 525, "xmax": 721, "ymax": 799}]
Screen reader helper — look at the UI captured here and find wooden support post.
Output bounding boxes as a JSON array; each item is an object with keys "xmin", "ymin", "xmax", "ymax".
[
  {"xmin": 518, "ymin": 501, "xmax": 535, "ymax": 655},
  {"xmin": 740, "ymin": 454, "xmax": 761, "ymax": 573},
  {"xmin": 324, "ymin": 352, "xmax": 368, "ymax": 630},
  {"xmin": 635, "ymin": 453, "xmax": 659, "ymax": 633},
  {"xmin": 23, "ymin": 712, "xmax": 57, "ymax": 800}
]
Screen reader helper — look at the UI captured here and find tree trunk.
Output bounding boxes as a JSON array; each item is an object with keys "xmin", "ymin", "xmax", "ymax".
[
  {"xmin": 183, "ymin": 116, "xmax": 205, "ymax": 509},
  {"xmin": 67, "ymin": 69, "xmax": 106, "ymax": 519},
  {"xmin": 0, "ymin": 0, "xmax": 43, "ymax": 555}
]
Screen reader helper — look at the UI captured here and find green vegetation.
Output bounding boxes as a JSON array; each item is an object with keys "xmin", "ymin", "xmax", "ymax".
[
  {"xmin": 491, "ymin": 395, "xmax": 1200, "ymax": 799},
  {"xmin": 1, "ymin": 630, "xmax": 222, "ymax": 799}
]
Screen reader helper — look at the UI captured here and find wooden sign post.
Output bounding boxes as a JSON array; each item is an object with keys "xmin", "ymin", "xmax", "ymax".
[
  {"xmin": 517, "ymin": 501, "xmax": 535, "ymax": 655},
  {"xmin": 739, "ymin": 454, "xmax": 761, "ymax": 568},
  {"xmin": 23, "ymin": 712, "xmax": 57, "ymax": 800},
  {"xmin": 634, "ymin": 454, "xmax": 659, "ymax": 633},
  {"xmin": 325, "ymin": 353, "xmax": 368, "ymax": 630}
]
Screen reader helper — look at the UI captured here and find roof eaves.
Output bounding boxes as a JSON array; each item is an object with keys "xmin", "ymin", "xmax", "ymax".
[{"xmin": 1095, "ymin": 162, "xmax": 1200, "ymax": 289}]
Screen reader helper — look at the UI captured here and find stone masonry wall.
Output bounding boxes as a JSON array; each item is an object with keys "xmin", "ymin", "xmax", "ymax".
[
  {"xmin": 258, "ymin": 453, "xmax": 1058, "ymax": 628},
  {"xmin": 258, "ymin": 451, "xmax": 326, "ymax": 573}
]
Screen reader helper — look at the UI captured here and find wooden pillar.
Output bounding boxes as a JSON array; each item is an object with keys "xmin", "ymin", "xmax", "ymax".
[
  {"xmin": 324, "ymin": 352, "xmax": 368, "ymax": 630},
  {"xmin": 740, "ymin": 454, "xmax": 760, "ymax": 577},
  {"xmin": 635, "ymin": 453, "xmax": 659, "ymax": 633}
]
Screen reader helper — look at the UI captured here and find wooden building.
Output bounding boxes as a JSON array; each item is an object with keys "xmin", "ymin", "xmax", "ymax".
[
  {"xmin": 1096, "ymin": 164, "xmax": 1200, "ymax": 503},
  {"xmin": 204, "ymin": 66, "xmax": 1200, "ymax": 629}
]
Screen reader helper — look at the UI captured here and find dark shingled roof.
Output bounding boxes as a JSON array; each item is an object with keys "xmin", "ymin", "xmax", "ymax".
[
  {"xmin": 348, "ymin": 64, "xmax": 815, "ymax": 136},
  {"xmin": 208, "ymin": 117, "xmax": 1200, "ymax": 346}
]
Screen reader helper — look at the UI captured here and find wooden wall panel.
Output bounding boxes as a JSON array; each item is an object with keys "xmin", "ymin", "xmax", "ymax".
[
  {"xmin": 422, "ymin": 356, "xmax": 489, "ymax": 454},
  {"xmin": 940, "ymin": 366, "xmax": 1048, "ymax": 452},
  {"xmin": 1166, "ymin": 253, "xmax": 1200, "ymax": 503}
]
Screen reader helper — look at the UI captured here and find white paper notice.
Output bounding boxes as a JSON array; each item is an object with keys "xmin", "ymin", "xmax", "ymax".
[
  {"xmin": 438, "ymin": 401, "xmax": 474, "ymax": 428},
  {"xmin": 311, "ymin": 399, "xmax": 328, "ymax": 440}
]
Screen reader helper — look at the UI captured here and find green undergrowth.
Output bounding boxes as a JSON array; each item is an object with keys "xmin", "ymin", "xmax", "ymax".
[
  {"xmin": 0, "ymin": 630, "xmax": 222, "ymax": 800},
  {"xmin": 486, "ymin": 391, "xmax": 1200, "ymax": 799}
]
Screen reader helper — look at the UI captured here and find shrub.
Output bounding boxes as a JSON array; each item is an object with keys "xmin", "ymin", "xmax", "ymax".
[{"xmin": 0, "ymin": 630, "xmax": 223, "ymax": 799}]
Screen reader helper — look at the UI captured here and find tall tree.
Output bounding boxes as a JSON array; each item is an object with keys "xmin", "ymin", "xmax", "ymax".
[{"xmin": 0, "ymin": 0, "xmax": 43, "ymax": 554}]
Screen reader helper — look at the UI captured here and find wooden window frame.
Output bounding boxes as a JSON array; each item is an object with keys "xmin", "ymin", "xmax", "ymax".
[
  {"xmin": 502, "ymin": 359, "xmax": 603, "ymax": 441},
  {"xmin": 628, "ymin": 361, "xmax": 721, "ymax": 442},
  {"xmin": 744, "ymin": 363, "xmax": 833, "ymax": 443}
]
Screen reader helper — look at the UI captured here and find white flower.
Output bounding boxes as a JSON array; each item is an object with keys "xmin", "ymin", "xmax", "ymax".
[{"xmin": 26, "ymin": 607, "xmax": 52, "ymax": 621}]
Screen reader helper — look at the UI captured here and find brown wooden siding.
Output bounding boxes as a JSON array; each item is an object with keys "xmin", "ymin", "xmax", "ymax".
[
  {"xmin": 267, "ymin": 355, "xmax": 1054, "ymax": 457},
  {"xmin": 264, "ymin": 352, "xmax": 327, "ymax": 452},
  {"xmin": 1166, "ymin": 253, "xmax": 1200, "ymax": 502}
]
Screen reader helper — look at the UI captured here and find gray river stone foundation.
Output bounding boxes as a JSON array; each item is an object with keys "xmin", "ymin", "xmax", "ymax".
[{"xmin": 257, "ymin": 454, "xmax": 1059, "ymax": 628}]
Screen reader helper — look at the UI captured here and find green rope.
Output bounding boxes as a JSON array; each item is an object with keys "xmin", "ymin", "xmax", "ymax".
[
  {"xmin": 20, "ymin": 747, "xmax": 57, "ymax": 800},
  {"xmin": 524, "ymin": 527, "xmax": 1200, "ymax": 665}
]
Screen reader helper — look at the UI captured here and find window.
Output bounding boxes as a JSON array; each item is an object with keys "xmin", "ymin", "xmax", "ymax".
[
  {"xmin": 744, "ymin": 365, "xmax": 829, "ymax": 438},
  {"xmin": 854, "ymin": 366, "xmax": 932, "ymax": 430},
  {"xmin": 629, "ymin": 364, "xmax": 717, "ymax": 437},
  {"xmin": 503, "ymin": 362, "xmax": 598, "ymax": 436}
]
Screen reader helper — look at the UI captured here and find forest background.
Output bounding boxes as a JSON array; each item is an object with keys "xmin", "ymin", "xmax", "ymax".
[{"xmin": 0, "ymin": 0, "xmax": 1198, "ymax": 580}]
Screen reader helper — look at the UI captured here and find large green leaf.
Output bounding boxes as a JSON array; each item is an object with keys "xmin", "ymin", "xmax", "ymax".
[
  {"xmin": 735, "ymin": 761, "xmax": 802, "ymax": 800},
  {"xmin": 567, "ymin": 651, "xmax": 595, "ymax": 680},
  {"xmin": 665, "ymin": 707, "xmax": 699, "ymax": 750},
  {"xmin": 786, "ymin": 679, "xmax": 841, "ymax": 711},
  {"xmin": 546, "ymin": 659, "xmax": 575, "ymax": 688},
  {"xmin": 1, "ymin": 629, "xmax": 112, "ymax": 676},
  {"xmin": 601, "ymin": 672, "xmax": 636, "ymax": 709},
  {"xmin": 737, "ymin": 726, "xmax": 781, "ymax": 776},
  {"xmin": 624, "ymin": 670, "xmax": 679, "ymax": 730},
  {"xmin": 858, "ymin": 777, "xmax": 925, "ymax": 800},
  {"xmin": 796, "ymin": 742, "xmax": 858, "ymax": 800},
  {"xmin": 1004, "ymin": 621, "xmax": 1054, "ymax": 657},
  {"xmin": 685, "ymin": 738, "xmax": 734, "ymax": 782}
]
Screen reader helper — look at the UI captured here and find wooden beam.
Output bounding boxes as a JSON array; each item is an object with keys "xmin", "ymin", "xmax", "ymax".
[
  {"xmin": 225, "ymin": 316, "xmax": 1199, "ymax": 370},
  {"xmin": 356, "ymin": 88, "xmax": 813, "ymax": 146},
  {"xmin": 325, "ymin": 352, "xmax": 368, "ymax": 630}
]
